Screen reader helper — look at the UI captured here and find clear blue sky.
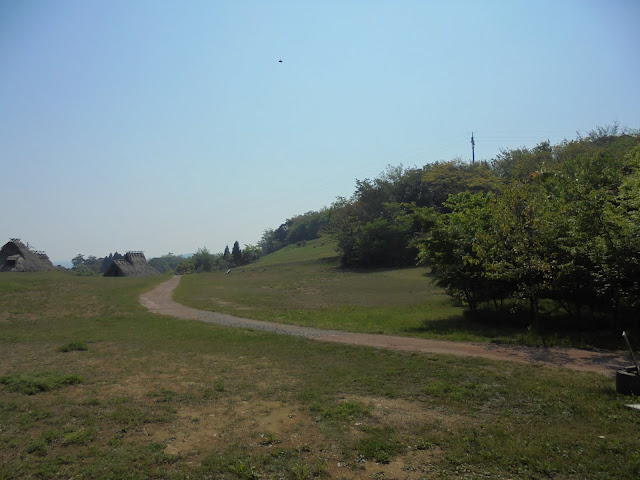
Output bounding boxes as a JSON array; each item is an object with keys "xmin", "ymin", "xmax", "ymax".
[{"xmin": 2, "ymin": 0, "xmax": 639, "ymax": 263}]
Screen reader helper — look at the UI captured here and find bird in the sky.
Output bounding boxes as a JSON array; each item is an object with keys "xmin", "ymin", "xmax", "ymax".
[{"xmin": 278, "ymin": 59, "xmax": 283, "ymax": 63}]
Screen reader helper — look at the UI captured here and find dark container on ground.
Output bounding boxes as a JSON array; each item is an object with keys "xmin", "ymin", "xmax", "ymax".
[{"xmin": 616, "ymin": 366, "xmax": 640, "ymax": 395}]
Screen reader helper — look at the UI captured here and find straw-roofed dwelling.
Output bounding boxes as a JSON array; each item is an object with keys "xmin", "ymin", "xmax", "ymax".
[
  {"xmin": 0, "ymin": 238, "xmax": 55, "ymax": 272},
  {"xmin": 103, "ymin": 251, "xmax": 159, "ymax": 277}
]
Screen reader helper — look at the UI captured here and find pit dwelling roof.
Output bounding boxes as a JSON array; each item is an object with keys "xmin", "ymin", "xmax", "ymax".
[
  {"xmin": 103, "ymin": 251, "xmax": 159, "ymax": 277},
  {"xmin": 0, "ymin": 239, "xmax": 55, "ymax": 272}
]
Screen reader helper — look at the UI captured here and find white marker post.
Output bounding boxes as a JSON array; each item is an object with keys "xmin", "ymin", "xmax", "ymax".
[{"xmin": 622, "ymin": 331, "xmax": 640, "ymax": 373}]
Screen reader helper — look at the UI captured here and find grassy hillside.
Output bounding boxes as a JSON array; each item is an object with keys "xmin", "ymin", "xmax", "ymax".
[
  {"xmin": 176, "ymin": 239, "xmax": 618, "ymax": 348},
  {"xmin": 1, "ymin": 270, "xmax": 639, "ymax": 478},
  {"xmin": 176, "ymin": 239, "xmax": 479, "ymax": 339}
]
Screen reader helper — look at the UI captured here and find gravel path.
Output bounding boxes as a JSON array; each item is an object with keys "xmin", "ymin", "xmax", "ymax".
[{"xmin": 140, "ymin": 276, "xmax": 629, "ymax": 377}]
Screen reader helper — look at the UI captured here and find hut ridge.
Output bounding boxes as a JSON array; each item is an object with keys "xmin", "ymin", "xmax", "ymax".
[
  {"xmin": 103, "ymin": 251, "xmax": 159, "ymax": 277},
  {"xmin": 0, "ymin": 239, "xmax": 55, "ymax": 272}
]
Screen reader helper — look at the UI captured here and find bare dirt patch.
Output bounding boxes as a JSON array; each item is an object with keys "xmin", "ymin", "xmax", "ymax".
[
  {"xmin": 346, "ymin": 395, "xmax": 472, "ymax": 431},
  {"xmin": 144, "ymin": 393, "xmax": 452, "ymax": 479}
]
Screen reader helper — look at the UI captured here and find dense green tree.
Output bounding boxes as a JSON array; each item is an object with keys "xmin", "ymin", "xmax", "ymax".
[
  {"xmin": 490, "ymin": 141, "xmax": 554, "ymax": 181},
  {"xmin": 412, "ymin": 192, "xmax": 501, "ymax": 310},
  {"xmin": 331, "ymin": 162, "xmax": 501, "ymax": 268},
  {"xmin": 422, "ymin": 160, "xmax": 502, "ymax": 210},
  {"xmin": 413, "ymin": 129, "xmax": 640, "ymax": 328},
  {"xmin": 148, "ymin": 257, "xmax": 170, "ymax": 274},
  {"xmin": 148, "ymin": 253, "xmax": 186, "ymax": 274},
  {"xmin": 72, "ymin": 253, "xmax": 108, "ymax": 275},
  {"xmin": 542, "ymin": 138, "xmax": 640, "ymax": 324},
  {"xmin": 232, "ymin": 241, "xmax": 242, "ymax": 266},
  {"xmin": 477, "ymin": 183, "xmax": 554, "ymax": 323},
  {"xmin": 353, "ymin": 165, "xmax": 432, "ymax": 221},
  {"xmin": 73, "ymin": 264, "xmax": 95, "ymax": 276},
  {"xmin": 71, "ymin": 254, "xmax": 85, "ymax": 268},
  {"xmin": 327, "ymin": 197, "xmax": 365, "ymax": 266},
  {"xmin": 241, "ymin": 244, "xmax": 262, "ymax": 264},
  {"xmin": 192, "ymin": 247, "xmax": 215, "ymax": 272},
  {"xmin": 174, "ymin": 260, "xmax": 194, "ymax": 275},
  {"xmin": 84, "ymin": 256, "xmax": 102, "ymax": 273},
  {"xmin": 258, "ymin": 229, "xmax": 279, "ymax": 255},
  {"xmin": 285, "ymin": 209, "xmax": 332, "ymax": 244},
  {"xmin": 349, "ymin": 203, "xmax": 418, "ymax": 267},
  {"xmin": 258, "ymin": 209, "xmax": 333, "ymax": 256}
]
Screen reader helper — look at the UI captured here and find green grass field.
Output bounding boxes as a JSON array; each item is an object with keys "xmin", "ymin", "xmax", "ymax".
[
  {"xmin": 176, "ymin": 240, "xmax": 474, "ymax": 339},
  {"xmin": 175, "ymin": 239, "xmax": 619, "ymax": 348},
  {"xmin": 1, "ymin": 251, "xmax": 639, "ymax": 479}
]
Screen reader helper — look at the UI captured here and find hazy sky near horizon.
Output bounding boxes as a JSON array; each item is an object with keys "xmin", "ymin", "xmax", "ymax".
[{"xmin": 2, "ymin": 0, "xmax": 639, "ymax": 262}]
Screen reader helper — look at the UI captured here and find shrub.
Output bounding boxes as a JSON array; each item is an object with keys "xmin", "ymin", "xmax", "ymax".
[
  {"xmin": 356, "ymin": 427, "xmax": 404, "ymax": 464},
  {"xmin": 0, "ymin": 372, "xmax": 83, "ymax": 395},
  {"xmin": 58, "ymin": 342, "xmax": 88, "ymax": 352}
]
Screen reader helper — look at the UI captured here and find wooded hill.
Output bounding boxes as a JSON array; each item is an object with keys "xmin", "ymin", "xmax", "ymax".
[{"xmin": 261, "ymin": 126, "xmax": 640, "ymax": 329}]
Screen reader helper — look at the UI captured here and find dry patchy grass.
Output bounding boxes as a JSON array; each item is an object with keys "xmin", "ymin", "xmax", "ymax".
[{"xmin": 1, "ymin": 270, "xmax": 640, "ymax": 479}]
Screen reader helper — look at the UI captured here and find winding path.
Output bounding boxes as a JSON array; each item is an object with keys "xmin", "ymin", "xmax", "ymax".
[{"xmin": 140, "ymin": 276, "xmax": 629, "ymax": 377}]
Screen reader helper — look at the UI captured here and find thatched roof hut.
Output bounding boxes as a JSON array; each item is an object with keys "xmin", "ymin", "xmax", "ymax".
[
  {"xmin": 103, "ymin": 251, "xmax": 159, "ymax": 277},
  {"xmin": 0, "ymin": 239, "xmax": 55, "ymax": 272}
]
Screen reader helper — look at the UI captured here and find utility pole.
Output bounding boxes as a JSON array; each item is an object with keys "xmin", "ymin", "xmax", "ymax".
[{"xmin": 471, "ymin": 132, "xmax": 475, "ymax": 163}]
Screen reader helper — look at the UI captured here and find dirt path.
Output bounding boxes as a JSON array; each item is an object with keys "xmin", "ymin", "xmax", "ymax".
[{"xmin": 140, "ymin": 276, "xmax": 629, "ymax": 377}]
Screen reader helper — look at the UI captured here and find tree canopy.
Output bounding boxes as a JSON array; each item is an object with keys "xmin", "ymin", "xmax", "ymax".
[
  {"xmin": 256, "ymin": 126, "xmax": 640, "ymax": 330},
  {"xmin": 410, "ymin": 129, "xmax": 640, "ymax": 329}
]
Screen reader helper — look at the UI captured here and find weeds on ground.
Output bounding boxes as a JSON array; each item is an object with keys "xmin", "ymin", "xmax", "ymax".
[
  {"xmin": 0, "ymin": 371, "xmax": 82, "ymax": 395},
  {"xmin": 200, "ymin": 446, "xmax": 329, "ymax": 480},
  {"xmin": 355, "ymin": 427, "xmax": 404, "ymax": 464},
  {"xmin": 58, "ymin": 341, "xmax": 88, "ymax": 352},
  {"xmin": 310, "ymin": 399, "xmax": 370, "ymax": 422}
]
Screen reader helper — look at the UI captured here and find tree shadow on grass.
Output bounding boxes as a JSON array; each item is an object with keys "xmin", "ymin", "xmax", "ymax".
[
  {"xmin": 403, "ymin": 312, "xmax": 525, "ymax": 342},
  {"xmin": 405, "ymin": 309, "xmax": 627, "ymax": 351},
  {"xmin": 332, "ymin": 264, "xmax": 433, "ymax": 275}
]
